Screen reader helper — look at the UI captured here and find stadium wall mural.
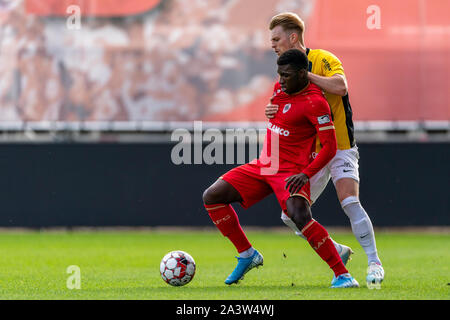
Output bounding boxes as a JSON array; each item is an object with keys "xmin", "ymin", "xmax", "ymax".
[{"xmin": 0, "ymin": 0, "xmax": 448, "ymax": 124}]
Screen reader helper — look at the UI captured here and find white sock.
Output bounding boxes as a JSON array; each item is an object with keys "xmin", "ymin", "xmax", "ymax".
[
  {"xmin": 280, "ymin": 212, "xmax": 343, "ymax": 254},
  {"xmin": 341, "ymin": 196, "xmax": 381, "ymax": 265},
  {"xmin": 239, "ymin": 247, "xmax": 255, "ymax": 258}
]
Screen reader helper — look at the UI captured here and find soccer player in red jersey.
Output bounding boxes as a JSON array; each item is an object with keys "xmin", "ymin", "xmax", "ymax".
[
  {"xmin": 202, "ymin": 49, "xmax": 359, "ymax": 288},
  {"xmin": 267, "ymin": 12, "xmax": 384, "ymax": 288}
]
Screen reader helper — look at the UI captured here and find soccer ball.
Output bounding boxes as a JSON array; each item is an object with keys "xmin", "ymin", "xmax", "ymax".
[{"xmin": 160, "ymin": 250, "xmax": 196, "ymax": 286}]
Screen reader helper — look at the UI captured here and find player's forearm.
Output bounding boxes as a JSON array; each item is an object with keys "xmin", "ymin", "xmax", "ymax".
[
  {"xmin": 308, "ymin": 73, "xmax": 348, "ymax": 96},
  {"xmin": 302, "ymin": 131, "xmax": 337, "ymax": 178}
]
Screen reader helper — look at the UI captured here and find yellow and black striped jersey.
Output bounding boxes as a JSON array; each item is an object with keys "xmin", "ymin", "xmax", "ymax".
[{"xmin": 306, "ymin": 48, "xmax": 356, "ymax": 151}]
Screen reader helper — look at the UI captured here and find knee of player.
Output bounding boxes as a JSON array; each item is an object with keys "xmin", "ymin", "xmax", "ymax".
[
  {"xmin": 286, "ymin": 197, "xmax": 312, "ymax": 229},
  {"xmin": 202, "ymin": 187, "xmax": 213, "ymax": 204},
  {"xmin": 202, "ymin": 185, "xmax": 223, "ymax": 205}
]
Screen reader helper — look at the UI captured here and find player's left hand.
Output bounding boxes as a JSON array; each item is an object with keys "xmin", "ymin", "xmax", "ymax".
[{"xmin": 284, "ymin": 173, "xmax": 309, "ymax": 194}]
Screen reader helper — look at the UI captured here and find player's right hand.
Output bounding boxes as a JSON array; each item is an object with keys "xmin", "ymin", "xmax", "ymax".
[
  {"xmin": 284, "ymin": 173, "xmax": 309, "ymax": 194},
  {"xmin": 265, "ymin": 97, "xmax": 278, "ymax": 119}
]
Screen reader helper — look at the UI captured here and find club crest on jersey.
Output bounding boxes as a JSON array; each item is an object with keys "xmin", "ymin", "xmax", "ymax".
[
  {"xmin": 317, "ymin": 114, "xmax": 331, "ymax": 124},
  {"xmin": 283, "ymin": 104, "xmax": 291, "ymax": 114}
]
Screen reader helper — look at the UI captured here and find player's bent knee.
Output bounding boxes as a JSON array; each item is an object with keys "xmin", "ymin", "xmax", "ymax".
[
  {"xmin": 202, "ymin": 186, "xmax": 221, "ymax": 205},
  {"xmin": 203, "ymin": 179, "xmax": 240, "ymax": 205},
  {"xmin": 286, "ymin": 197, "xmax": 312, "ymax": 230}
]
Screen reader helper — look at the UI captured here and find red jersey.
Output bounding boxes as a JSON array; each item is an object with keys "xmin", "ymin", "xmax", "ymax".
[{"xmin": 259, "ymin": 82, "xmax": 337, "ymax": 178}]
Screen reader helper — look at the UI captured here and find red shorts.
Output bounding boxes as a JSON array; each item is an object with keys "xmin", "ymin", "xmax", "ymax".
[{"xmin": 220, "ymin": 159, "xmax": 311, "ymax": 214}]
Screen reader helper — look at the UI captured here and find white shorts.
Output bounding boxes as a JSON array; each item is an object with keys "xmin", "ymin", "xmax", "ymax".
[{"xmin": 309, "ymin": 146, "xmax": 360, "ymax": 204}]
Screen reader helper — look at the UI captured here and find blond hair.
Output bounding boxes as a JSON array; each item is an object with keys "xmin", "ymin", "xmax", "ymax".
[{"xmin": 269, "ymin": 12, "xmax": 305, "ymax": 46}]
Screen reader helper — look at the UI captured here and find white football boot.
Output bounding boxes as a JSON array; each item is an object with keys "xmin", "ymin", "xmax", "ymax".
[{"xmin": 366, "ymin": 262, "xmax": 384, "ymax": 289}]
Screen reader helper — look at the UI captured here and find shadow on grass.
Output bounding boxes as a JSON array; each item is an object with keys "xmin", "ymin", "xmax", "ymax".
[{"xmin": 65, "ymin": 283, "xmax": 331, "ymax": 300}]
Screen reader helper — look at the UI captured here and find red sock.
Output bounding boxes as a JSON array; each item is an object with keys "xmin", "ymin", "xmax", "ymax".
[
  {"xmin": 205, "ymin": 203, "xmax": 252, "ymax": 253},
  {"xmin": 301, "ymin": 219, "xmax": 348, "ymax": 277}
]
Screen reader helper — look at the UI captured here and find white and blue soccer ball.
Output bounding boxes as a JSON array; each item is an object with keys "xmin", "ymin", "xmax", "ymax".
[{"xmin": 160, "ymin": 250, "xmax": 196, "ymax": 286}]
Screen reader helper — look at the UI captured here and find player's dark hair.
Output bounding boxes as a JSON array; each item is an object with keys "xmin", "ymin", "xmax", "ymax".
[{"xmin": 277, "ymin": 49, "xmax": 308, "ymax": 71}]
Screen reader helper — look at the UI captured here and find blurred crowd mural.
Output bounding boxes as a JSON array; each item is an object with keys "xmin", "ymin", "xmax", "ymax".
[{"xmin": 0, "ymin": 0, "xmax": 448, "ymax": 124}]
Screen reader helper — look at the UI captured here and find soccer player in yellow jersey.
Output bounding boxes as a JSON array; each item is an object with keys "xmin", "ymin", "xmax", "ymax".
[{"xmin": 266, "ymin": 12, "xmax": 384, "ymax": 289}]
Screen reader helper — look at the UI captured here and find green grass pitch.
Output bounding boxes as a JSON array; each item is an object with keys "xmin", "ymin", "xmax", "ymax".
[{"xmin": 0, "ymin": 229, "xmax": 448, "ymax": 300}]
